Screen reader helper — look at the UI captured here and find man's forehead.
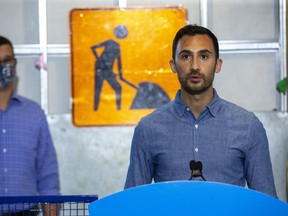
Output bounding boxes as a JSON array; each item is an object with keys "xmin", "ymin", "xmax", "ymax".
[
  {"xmin": 176, "ymin": 34, "xmax": 214, "ymax": 53},
  {"xmin": 0, "ymin": 44, "xmax": 14, "ymax": 56}
]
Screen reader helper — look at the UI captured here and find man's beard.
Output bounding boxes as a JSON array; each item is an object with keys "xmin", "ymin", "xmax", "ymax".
[{"xmin": 179, "ymin": 70, "xmax": 215, "ymax": 95}]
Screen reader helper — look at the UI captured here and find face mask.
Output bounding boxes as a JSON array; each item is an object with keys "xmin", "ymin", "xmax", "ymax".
[{"xmin": 0, "ymin": 64, "xmax": 16, "ymax": 89}]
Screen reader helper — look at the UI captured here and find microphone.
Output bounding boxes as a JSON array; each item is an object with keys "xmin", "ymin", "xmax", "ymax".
[{"xmin": 189, "ymin": 160, "xmax": 206, "ymax": 181}]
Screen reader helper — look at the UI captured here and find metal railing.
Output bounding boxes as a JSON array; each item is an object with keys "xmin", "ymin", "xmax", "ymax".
[{"xmin": 0, "ymin": 195, "xmax": 98, "ymax": 216}]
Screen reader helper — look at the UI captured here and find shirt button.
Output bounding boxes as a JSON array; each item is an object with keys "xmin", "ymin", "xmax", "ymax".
[
  {"xmin": 186, "ymin": 108, "xmax": 189, "ymax": 111},
  {"xmin": 4, "ymin": 188, "xmax": 8, "ymax": 193},
  {"xmin": 2, "ymin": 129, "xmax": 6, "ymax": 133},
  {"xmin": 4, "ymin": 168, "xmax": 7, "ymax": 173},
  {"xmin": 3, "ymin": 148, "xmax": 7, "ymax": 153},
  {"xmin": 195, "ymin": 124, "xmax": 198, "ymax": 129},
  {"xmin": 195, "ymin": 147, "xmax": 199, "ymax": 152}
]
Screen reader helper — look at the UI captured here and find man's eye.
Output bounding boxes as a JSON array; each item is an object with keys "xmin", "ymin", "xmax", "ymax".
[
  {"xmin": 181, "ymin": 54, "xmax": 190, "ymax": 59},
  {"xmin": 0, "ymin": 57, "xmax": 14, "ymax": 65},
  {"xmin": 200, "ymin": 54, "xmax": 208, "ymax": 60},
  {"xmin": 4, "ymin": 58, "xmax": 12, "ymax": 64}
]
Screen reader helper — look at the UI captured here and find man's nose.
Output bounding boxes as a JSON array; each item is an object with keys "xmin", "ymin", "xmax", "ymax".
[{"xmin": 190, "ymin": 57, "xmax": 200, "ymax": 71}]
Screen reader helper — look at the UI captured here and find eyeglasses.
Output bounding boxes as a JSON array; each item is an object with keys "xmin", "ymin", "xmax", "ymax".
[{"xmin": 0, "ymin": 57, "xmax": 16, "ymax": 66}]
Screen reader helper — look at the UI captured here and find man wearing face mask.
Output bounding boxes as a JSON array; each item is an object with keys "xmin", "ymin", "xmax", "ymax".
[{"xmin": 0, "ymin": 36, "xmax": 60, "ymax": 215}]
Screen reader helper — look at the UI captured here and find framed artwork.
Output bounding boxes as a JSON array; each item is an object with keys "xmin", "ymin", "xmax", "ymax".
[{"xmin": 70, "ymin": 6, "xmax": 187, "ymax": 126}]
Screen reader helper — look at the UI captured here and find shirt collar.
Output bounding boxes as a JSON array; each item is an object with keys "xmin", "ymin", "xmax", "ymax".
[
  {"xmin": 206, "ymin": 89, "xmax": 221, "ymax": 117},
  {"xmin": 11, "ymin": 92, "xmax": 22, "ymax": 103},
  {"xmin": 174, "ymin": 89, "xmax": 221, "ymax": 118}
]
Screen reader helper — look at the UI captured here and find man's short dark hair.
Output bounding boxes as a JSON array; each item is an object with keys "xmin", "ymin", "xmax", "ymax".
[
  {"xmin": 172, "ymin": 24, "xmax": 219, "ymax": 60},
  {"xmin": 0, "ymin": 35, "xmax": 14, "ymax": 56}
]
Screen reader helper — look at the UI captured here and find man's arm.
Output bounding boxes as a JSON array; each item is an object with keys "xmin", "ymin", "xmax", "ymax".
[
  {"xmin": 124, "ymin": 124, "xmax": 154, "ymax": 189},
  {"xmin": 245, "ymin": 116, "xmax": 277, "ymax": 198},
  {"xmin": 36, "ymin": 110, "xmax": 60, "ymax": 195}
]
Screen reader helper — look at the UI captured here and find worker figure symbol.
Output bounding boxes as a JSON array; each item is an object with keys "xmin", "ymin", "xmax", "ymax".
[{"xmin": 91, "ymin": 24, "xmax": 170, "ymax": 111}]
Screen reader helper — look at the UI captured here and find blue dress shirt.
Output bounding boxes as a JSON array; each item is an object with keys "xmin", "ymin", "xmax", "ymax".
[
  {"xmin": 0, "ymin": 94, "xmax": 60, "ymax": 197},
  {"xmin": 124, "ymin": 89, "xmax": 277, "ymax": 198}
]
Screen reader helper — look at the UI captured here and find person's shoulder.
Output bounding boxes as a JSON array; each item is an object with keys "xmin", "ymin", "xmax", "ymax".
[
  {"xmin": 16, "ymin": 95, "xmax": 44, "ymax": 113},
  {"xmin": 139, "ymin": 101, "xmax": 174, "ymax": 124},
  {"xmin": 219, "ymin": 99, "xmax": 268, "ymax": 135},
  {"xmin": 219, "ymin": 98, "xmax": 257, "ymax": 120},
  {"xmin": 17, "ymin": 95, "xmax": 40, "ymax": 105}
]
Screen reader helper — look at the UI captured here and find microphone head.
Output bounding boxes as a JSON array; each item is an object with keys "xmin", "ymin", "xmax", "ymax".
[
  {"xmin": 189, "ymin": 160, "xmax": 203, "ymax": 177},
  {"xmin": 189, "ymin": 160, "xmax": 203, "ymax": 171}
]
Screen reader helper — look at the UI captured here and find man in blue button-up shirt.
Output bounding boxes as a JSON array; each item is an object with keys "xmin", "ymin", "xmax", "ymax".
[
  {"xmin": 0, "ymin": 36, "xmax": 60, "ymax": 214},
  {"xmin": 124, "ymin": 24, "xmax": 277, "ymax": 198}
]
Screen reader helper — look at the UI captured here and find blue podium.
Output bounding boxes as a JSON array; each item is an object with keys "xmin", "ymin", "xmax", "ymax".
[{"xmin": 89, "ymin": 181, "xmax": 288, "ymax": 215}]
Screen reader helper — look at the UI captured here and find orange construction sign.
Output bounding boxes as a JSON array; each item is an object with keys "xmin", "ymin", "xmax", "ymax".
[{"xmin": 70, "ymin": 6, "xmax": 187, "ymax": 126}]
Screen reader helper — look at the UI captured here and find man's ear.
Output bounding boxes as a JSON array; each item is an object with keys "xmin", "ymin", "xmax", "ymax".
[
  {"xmin": 215, "ymin": 58, "xmax": 223, "ymax": 74},
  {"xmin": 169, "ymin": 59, "xmax": 177, "ymax": 73}
]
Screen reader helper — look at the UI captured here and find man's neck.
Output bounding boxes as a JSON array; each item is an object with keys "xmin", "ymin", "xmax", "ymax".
[
  {"xmin": 0, "ymin": 85, "xmax": 13, "ymax": 110},
  {"xmin": 180, "ymin": 88, "xmax": 214, "ymax": 119}
]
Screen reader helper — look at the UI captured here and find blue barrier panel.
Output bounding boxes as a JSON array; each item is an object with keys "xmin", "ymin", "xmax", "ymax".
[{"xmin": 89, "ymin": 181, "xmax": 288, "ymax": 216}]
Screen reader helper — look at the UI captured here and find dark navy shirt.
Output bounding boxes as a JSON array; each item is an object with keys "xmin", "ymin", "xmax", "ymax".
[{"xmin": 125, "ymin": 89, "xmax": 277, "ymax": 198}]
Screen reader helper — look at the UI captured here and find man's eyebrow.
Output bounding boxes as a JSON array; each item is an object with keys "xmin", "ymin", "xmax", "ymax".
[
  {"xmin": 178, "ymin": 49, "xmax": 213, "ymax": 55},
  {"xmin": 199, "ymin": 49, "xmax": 213, "ymax": 54}
]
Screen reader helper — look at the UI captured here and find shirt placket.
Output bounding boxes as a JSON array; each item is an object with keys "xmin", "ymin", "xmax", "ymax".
[
  {"xmin": 184, "ymin": 107, "xmax": 199, "ymax": 161},
  {"xmin": 187, "ymin": 107, "xmax": 210, "ymax": 162},
  {"xmin": 0, "ymin": 110, "xmax": 8, "ymax": 194}
]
